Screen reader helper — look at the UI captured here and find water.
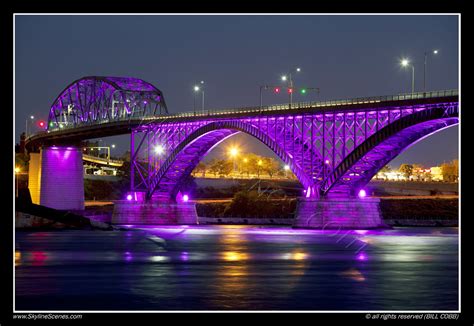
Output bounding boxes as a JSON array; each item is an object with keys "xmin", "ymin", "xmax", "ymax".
[{"xmin": 15, "ymin": 226, "xmax": 458, "ymax": 311}]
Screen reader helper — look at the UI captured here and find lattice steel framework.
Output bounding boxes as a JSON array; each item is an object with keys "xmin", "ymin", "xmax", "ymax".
[
  {"xmin": 131, "ymin": 100, "xmax": 458, "ymax": 201},
  {"xmin": 47, "ymin": 76, "xmax": 167, "ymax": 130}
]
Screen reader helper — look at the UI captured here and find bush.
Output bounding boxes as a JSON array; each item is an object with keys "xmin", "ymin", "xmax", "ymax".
[{"xmin": 196, "ymin": 190, "xmax": 297, "ymax": 218}]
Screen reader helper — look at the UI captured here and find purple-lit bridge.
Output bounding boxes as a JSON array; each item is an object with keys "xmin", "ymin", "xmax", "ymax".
[{"xmin": 25, "ymin": 76, "xmax": 459, "ymax": 228}]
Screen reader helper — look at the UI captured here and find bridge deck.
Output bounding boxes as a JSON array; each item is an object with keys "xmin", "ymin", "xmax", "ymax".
[{"xmin": 25, "ymin": 89, "xmax": 458, "ymax": 150}]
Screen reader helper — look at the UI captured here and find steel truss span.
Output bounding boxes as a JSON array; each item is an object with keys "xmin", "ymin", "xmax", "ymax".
[
  {"xmin": 48, "ymin": 76, "xmax": 167, "ymax": 130},
  {"xmin": 131, "ymin": 99, "xmax": 458, "ymax": 201}
]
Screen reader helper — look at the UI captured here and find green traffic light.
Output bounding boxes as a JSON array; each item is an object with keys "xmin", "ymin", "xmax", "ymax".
[{"xmin": 300, "ymin": 88, "xmax": 307, "ymax": 94}]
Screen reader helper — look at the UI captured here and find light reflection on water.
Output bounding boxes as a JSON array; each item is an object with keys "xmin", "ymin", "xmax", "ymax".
[{"xmin": 15, "ymin": 226, "xmax": 458, "ymax": 311}]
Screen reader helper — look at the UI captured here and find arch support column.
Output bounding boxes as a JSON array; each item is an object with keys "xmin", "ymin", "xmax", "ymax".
[
  {"xmin": 39, "ymin": 146, "xmax": 84, "ymax": 210},
  {"xmin": 293, "ymin": 196, "xmax": 385, "ymax": 229}
]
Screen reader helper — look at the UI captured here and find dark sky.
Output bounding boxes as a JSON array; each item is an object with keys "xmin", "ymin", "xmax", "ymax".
[{"xmin": 15, "ymin": 15, "xmax": 459, "ymax": 168}]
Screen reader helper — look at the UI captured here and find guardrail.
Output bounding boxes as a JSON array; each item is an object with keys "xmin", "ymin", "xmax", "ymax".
[
  {"xmin": 151, "ymin": 89, "xmax": 459, "ymax": 119},
  {"xmin": 82, "ymin": 154, "xmax": 124, "ymax": 166}
]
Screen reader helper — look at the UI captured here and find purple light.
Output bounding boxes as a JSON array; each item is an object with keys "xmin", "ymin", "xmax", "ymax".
[
  {"xmin": 126, "ymin": 194, "xmax": 133, "ymax": 201},
  {"xmin": 356, "ymin": 253, "xmax": 367, "ymax": 261},
  {"xmin": 180, "ymin": 251, "xmax": 189, "ymax": 261},
  {"xmin": 182, "ymin": 194, "xmax": 189, "ymax": 202},
  {"xmin": 358, "ymin": 189, "xmax": 367, "ymax": 198},
  {"xmin": 325, "ymin": 159, "xmax": 330, "ymax": 164}
]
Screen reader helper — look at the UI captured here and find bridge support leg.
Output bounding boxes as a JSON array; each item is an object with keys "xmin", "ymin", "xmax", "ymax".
[
  {"xmin": 28, "ymin": 152, "xmax": 42, "ymax": 204},
  {"xmin": 112, "ymin": 199, "xmax": 198, "ymax": 225},
  {"xmin": 39, "ymin": 146, "xmax": 85, "ymax": 210},
  {"xmin": 293, "ymin": 196, "xmax": 385, "ymax": 229}
]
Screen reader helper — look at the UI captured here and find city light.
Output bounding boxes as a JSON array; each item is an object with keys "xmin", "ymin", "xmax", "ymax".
[
  {"xmin": 258, "ymin": 160, "xmax": 263, "ymax": 166},
  {"xmin": 182, "ymin": 194, "xmax": 189, "ymax": 202},
  {"xmin": 243, "ymin": 158, "xmax": 248, "ymax": 163},
  {"xmin": 30, "ymin": 115, "xmax": 34, "ymax": 119},
  {"xmin": 325, "ymin": 159, "xmax": 330, "ymax": 164},
  {"xmin": 284, "ymin": 165, "xmax": 290, "ymax": 171},
  {"xmin": 281, "ymin": 75, "xmax": 287, "ymax": 81},
  {"xmin": 401, "ymin": 59, "xmax": 410, "ymax": 67},
  {"xmin": 228, "ymin": 147, "xmax": 239, "ymax": 157},
  {"xmin": 287, "ymin": 88, "xmax": 293, "ymax": 94},
  {"xmin": 126, "ymin": 194, "xmax": 133, "ymax": 201},
  {"xmin": 296, "ymin": 67, "xmax": 301, "ymax": 72},
  {"xmin": 15, "ymin": 167, "xmax": 20, "ymax": 173},
  {"xmin": 274, "ymin": 87, "xmax": 280, "ymax": 93},
  {"xmin": 111, "ymin": 144, "xmax": 116, "ymax": 148},
  {"xmin": 433, "ymin": 49, "xmax": 439, "ymax": 54},
  {"xmin": 194, "ymin": 86, "xmax": 200, "ymax": 92},
  {"xmin": 300, "ymin": 88, "xmax": 307, "ymax": 94},
  {"xmin": 154, "ymin": 145, "xmax": 164, "ymax": 155},
  {"xmin": 358, "ymin": 189, "xmax": 367, "ymax": 198},
  {"xmin": 38, "ymin": 120, "xmax": 45, "ymax": 128}
]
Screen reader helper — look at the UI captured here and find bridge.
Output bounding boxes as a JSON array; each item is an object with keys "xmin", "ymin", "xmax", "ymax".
[{"xmin": 25, "ymin": 76, "xmax": 459, "ymax": 228}]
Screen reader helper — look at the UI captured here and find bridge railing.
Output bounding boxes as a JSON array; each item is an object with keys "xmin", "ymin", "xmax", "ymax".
[{"xmin": 161, "ymin": 89, "xmax": 458, "ymax": 119}]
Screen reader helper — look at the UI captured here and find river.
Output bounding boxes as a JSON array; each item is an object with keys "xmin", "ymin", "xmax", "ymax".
[{"xmin": 15, "ymin": 225, "xmax": 458, "ymax": 311}]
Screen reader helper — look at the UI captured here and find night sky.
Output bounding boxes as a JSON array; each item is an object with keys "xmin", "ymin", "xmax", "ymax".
[{"xmin": 14, "ymin": 15, "xmax": 459, "ymax": 168}]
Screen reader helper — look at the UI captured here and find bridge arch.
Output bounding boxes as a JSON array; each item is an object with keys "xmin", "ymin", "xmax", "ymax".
[
  {"xmin": 48, "ymin": 76, "xmax": 167, "ymax": 130},
  {"xmin": 322, "ymin": 105, "xmax": 459, "ymax": 195},
  {"xmin": 147, "ymin": 120, "xmax": 311, "ymax": 200}
]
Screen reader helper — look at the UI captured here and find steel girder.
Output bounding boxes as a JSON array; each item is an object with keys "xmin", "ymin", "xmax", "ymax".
[
  {"xmin": 48, "ymin": 76, "xmax": 167, "ymax": 131},
  {"xmin": 131, "ymin": 101, "xmax": 459, "ymax": 201}
]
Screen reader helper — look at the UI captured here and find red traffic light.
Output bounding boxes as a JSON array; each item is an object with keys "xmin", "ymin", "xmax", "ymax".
[
  {"xmin": 288, "ymin": 88, "xmax": 293, "ymax": 94},
  {"xmin": 274, "ymin": 87, "xmax": 280, "ymax": 93},
  {"xmin": 38, "ymin": 120, "xmax": 45, "ymax": 128}
]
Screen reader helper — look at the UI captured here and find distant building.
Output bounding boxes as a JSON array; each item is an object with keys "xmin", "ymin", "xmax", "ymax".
[
  {"xmin": 375, "ymin": 171, "xmax": 406, "ymax": 181},
  {"xmin": 430, "ymin": 166, "xmax": 443, "ymax": 181}
]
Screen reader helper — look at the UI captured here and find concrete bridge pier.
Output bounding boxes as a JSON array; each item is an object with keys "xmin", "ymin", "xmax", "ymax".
[
  {"xmin": 293, "ymin": 196, "xmax": 385, "ymax": 229},
  {"xmin": 28, "ymin": 145, "xmax": 85, "ymax": 210},
  {"xmin": 112, "ymin": 198, "xmax": 199, "ymax": 225}
]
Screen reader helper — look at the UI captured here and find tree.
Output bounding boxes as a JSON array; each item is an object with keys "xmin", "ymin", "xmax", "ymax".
[
  {"xmin": 193, "ymin": 162, "xmax": 207, "ymax": 177},
  {"xmin": 441, "ymin": 159, "xmax": 459, "ymax": 182},
  {"xmin": 399, "ymin": 164, "xmax": 414, "ymax": 179},
  {"xmin": 262, "ymin": 157, "xmax": 280, "ymax": 178},
  {"xmin": 208, "ymin": 159, "xmax": 220, "ymax": 177},
  {"xmin": 208, "ymin": 159, "xmax": 232, "ymax": 177}
]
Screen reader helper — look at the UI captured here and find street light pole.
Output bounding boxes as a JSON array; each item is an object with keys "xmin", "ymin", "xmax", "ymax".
[
  {"xmin": 289, "ymin": 72, "xmax": 293, "ymax": 108},
  {"xmin": 202, "ymin": 89, "xmax": 205, "ymax": 114},
  {"xmin": 423, "ymin": 51, "xmax": 427, "ymax": 93},
  {"xmin": 26, "ymin": 115, "xmax": 34, "ymax": 137},
  {"xmin": 282, "ymin": 67, "xmax": 300, "ymax": 109},
  {"xmin": 423, "ymin": 49, "xmax": 439, "ymax": 92},
  {"xmin": 401, "ymin": 59, "xmax": 414, "ymax": 96},
  {"xmin": 194, "ymin": 81, "xmax": 205, "ymax": 114}
]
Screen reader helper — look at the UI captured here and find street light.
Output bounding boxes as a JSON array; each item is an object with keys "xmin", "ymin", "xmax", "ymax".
[
  {"xmin": 228, "ymin": 146, "xmax": 239, "ymax": 176},
  {"xmin": 193, "ymin": 81, "xmax": 205, "ymax": 114},
  {"xmin": 15, "ymin": 166, "xmax": 20, "ymax": 197},
  {"xmin": 400, "ymin": 58, "xmax": 415, "ymax": 95},
  {"xmin": 424, "ymin": 49, "xmax": 439, "ymax": 92},
  {"xmin": 25, "ymin": 115, "xmax": 34, "ymax": 137},
  {"xmin": 284, "ymin": 164, "xmax": 290, "ymax": 178},
  {"xmin": 154, "ymin": 145, "xmax": 164, "ymax": 155},
  {"xmin": 281, "ymin": 67, "xmax": 301, "ymax": 108}
]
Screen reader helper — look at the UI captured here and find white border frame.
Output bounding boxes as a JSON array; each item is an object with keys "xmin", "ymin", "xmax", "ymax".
[{"xmin": 13, "ymin": 12, "xmax": 461, "ymax": 314}]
